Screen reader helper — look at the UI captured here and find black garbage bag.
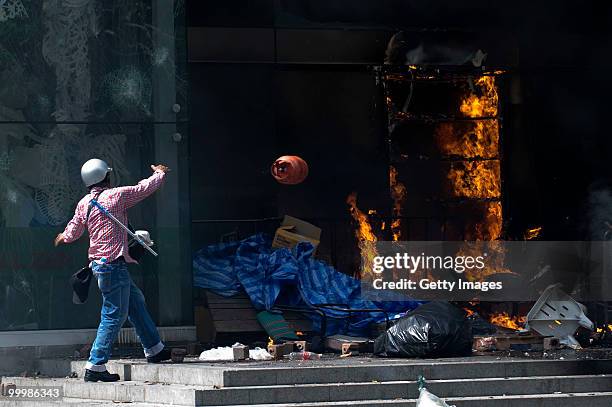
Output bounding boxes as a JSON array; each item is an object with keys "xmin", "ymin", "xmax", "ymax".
[
  {"xmin": 374, "ymin": 302, "xmax": 472, "ymax": 358},
  {"xmin": 467, "ymin": 312, "xmax": 497, "ymax": 335}
]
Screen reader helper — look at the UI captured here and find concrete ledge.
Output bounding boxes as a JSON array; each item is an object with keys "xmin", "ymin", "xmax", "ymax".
[
  {"xmin": 4, "ymin": 374, "xmax": 612, "ymax": 406},
  {"xmin": 36, "ymin": 357, "xmax": 612, "ymax": 388},
  {"xmin": 2, "ymin": 377, "xmax": 207, "ymax": 406},
  {"xmin": 0, "ymin": 326, "xmax": 195, "ymax": 348},
  {"xmin": 0, "ymin": 326, "xmax": 195, "ymax": 376}
]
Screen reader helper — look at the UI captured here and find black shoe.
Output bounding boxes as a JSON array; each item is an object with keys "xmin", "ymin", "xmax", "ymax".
[
  {"xmin": 146, "ymin": 347, "xmax": 171, "ymax": 363},
  {"xmin": 84, "ymin": 369, "xmax": 120, "ymax": 382}
]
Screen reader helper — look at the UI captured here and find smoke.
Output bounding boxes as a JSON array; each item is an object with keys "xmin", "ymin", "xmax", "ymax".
[{"xmin": 588, "ymin": 185, "xmax": 612, "ymax": 240}]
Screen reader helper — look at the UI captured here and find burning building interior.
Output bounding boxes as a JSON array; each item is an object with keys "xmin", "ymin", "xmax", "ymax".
[{"xmin": 186, "ymin": 1, "xmax": 612, "ymax": 356}]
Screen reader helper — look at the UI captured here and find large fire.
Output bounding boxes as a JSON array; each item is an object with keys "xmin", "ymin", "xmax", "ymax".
[
  {"xmin": 489, "ymin": 312, "xmax": 526, "ymax": 331},
  {"xmin": 440, "ymin": 75, "xmax": 510, "ymax": 282},
  {"xmin": 389, "ymin": 166, "xmax": 407, "ymax": 241},
  {"xmin": 450, "ymin": 75, "xmax": 500, "ymax": 190},
  {"xmin": 446, "ymin": 75, "xmax": 501, "ymax": 205},
  {"xmin": 347, "ymin": 192, "xmax": 378, "ymax": 277}
]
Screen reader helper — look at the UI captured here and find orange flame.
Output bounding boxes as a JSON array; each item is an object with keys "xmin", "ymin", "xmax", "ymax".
[
  {"xmin": 524, "ymin": 227, "xmax": 542, "ymax": 240},
  {"xmin": 596, "ymin": 324, "xmax": 612, "ymax": 333},
  {"xmin": 442, "ymin": 75, "xmax": 509, "ymax": 283},
  {"xmin": 461, "ymin": 76, "xmax": 499, "ymax": 117},
  {"xmin": 347, "ymin": 192, "xmax": 378, "ymax": 277},
  {"xmin": 436, "ymin": 121, "xmax": 499, "ymax": 159},
  {"xmin": 447, "ymin": 161, "xmax": 501, "ymax": 199},
  {"xmin": 389, "ymin": 166, "xmax": 407, "ymax": 241},
  {"xmin": 267, "ymin": 337, "xmax": 274, "ymax": 347},
  {"xmin": 489, "ymin": 312, "xmax": 526, "ymax": 330}
]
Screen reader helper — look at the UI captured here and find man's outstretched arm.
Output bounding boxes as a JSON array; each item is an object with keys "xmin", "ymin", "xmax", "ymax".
[
  {"xmin": 115, "ymin": 164, "xmax": 170, "ymax": 209},
  {"xmin": 55, "ymin": 202, "xmax": 87, "ymax": 246}
]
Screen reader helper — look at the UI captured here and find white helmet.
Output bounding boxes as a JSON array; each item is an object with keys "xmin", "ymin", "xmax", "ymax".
[{"xmin": 81, "ymin": 158, "xmax": 113, "ymax": 187}]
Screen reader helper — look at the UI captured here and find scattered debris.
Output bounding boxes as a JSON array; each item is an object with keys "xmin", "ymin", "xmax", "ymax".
[
  {"xmin": 416, "ymin": 376, "xmax": 456, "ymax": 407},
  {"xmin": 249, "ymin": 347, "xmax": 274, "ymax": 361},
  {"xmin": 473, "ymin": 336, "xmax": 496, "ymax": 352},
  {"xmin": 198, "ymin": 343, "xmax": 273, "ymax": 361},
  {"xmin": 286, "ymin": 340, "xmax": 309, "ymax": 352},
  {"xmin": 171, "ymin": 348, "xmax": 187, "ymax": 363},
  {"xmin": 495, "ymin": 334, "xmax": 544, "ymax": 351},
  {"xmin": 232, "ymin": 344, "xmax": 249, "ymax": 361},
  {"xmin": 325, "ymin": 335, "xmax": 372, "ymax": 355},
  {"xmin": 267, "ymin": 342, "xmax": 293, "ymax": 360},
  {"xmin": 526, "ymin": 284, "xmax": 594, "ymax": 348},
  {"xmin": 284, "ymin": 351, "xmax": 322, "ymax": 360}
]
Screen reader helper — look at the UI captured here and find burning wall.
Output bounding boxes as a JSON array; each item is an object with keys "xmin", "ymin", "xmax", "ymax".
[{"xmin": 348, "ymin": 69, "xmax": 507, "ymax": 281}]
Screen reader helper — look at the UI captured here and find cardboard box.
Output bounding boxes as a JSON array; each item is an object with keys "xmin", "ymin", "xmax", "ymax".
[{"xmin": 272, "ymin": 216, "xmax": 321, "ymax": 253}]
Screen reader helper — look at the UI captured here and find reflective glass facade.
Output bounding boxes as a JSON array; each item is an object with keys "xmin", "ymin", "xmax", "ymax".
[{"xmin": 0, "ymin": 0, "xmax": 190, "ymax": 331}]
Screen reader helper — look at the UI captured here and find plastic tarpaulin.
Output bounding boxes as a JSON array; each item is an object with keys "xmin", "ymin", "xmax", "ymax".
[{"xmin": 193, "ymin": 234, "xmax": 420, "ymax": 336}]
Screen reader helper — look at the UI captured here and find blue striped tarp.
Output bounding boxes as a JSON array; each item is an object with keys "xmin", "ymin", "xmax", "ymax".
[{"xmin": 193, "ymin": 234, "xmax": 421, "ymax": 336}]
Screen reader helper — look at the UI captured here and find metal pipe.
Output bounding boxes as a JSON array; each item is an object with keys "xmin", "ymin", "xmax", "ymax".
[{"xmin": 90, "ymin": 199, "xmax": 159, "ymax": 257}]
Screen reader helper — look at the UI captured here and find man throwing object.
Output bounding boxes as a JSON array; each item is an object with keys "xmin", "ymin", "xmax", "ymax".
[{"xmin": 55, "ymin": 159, "xmax": 171, "ymax": 382}]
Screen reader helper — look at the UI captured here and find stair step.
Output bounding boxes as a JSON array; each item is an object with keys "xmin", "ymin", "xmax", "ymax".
[
  {"xmin": 0, "ymin": 398, "xmax": 169, "ymax": 407},
  {"xmin": 35, "ymin": 357, "xmax": 612, "ymax": 388},
  {"xmin": 2, "ymin": 377, "xmax": 209, "ymax": 406},
  {"xmin": 203, "ymin": 392, "xmax": 612, "ymax": 407},
  {"xmin": 4, "ymin": 374, "xmax": 612, "ymax": 406},
  {"xmin": 129, "ymin": 360, "xmax": 612, "ymax": 387},
  {"xmin": 5, "ymin": 393, "xmax": 612, "ymax": 407}
]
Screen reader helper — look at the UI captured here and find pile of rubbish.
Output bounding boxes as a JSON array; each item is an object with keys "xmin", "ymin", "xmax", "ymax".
[{"xmin": 194, "ymin": 233, "xmax": 604, "ymax": 359}]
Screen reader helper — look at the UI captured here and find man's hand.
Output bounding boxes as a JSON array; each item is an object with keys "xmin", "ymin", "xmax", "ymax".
[
  {"xmin": 151, "ymin": 164, "xmax": 170, "ymax": 173},
  {"xmin": 54, "ymin": 233, "xmax": 66, "ymax": 247}
]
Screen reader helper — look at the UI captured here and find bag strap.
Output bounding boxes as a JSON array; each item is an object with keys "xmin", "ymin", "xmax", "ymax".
[
  {"xmin": 89, "ymin": 195, "xmax": 136, "ymax": 237},
  {"xmin": 86, "ymin": 190, "xmax": 104, "ymax": 223}
]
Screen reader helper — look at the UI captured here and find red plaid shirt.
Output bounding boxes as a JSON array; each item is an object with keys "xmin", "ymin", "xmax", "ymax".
[{"xmin": 62, "ymin": 171, "xmax": 166, "ymax": 263}]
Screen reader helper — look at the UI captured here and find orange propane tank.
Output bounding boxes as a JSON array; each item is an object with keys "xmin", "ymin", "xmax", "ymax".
[{"xmin": 271, "ymin": 155, "xmax": 309, "ymax": 185}]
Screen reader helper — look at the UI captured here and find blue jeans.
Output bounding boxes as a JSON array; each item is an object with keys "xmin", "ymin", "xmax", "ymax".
[{"xmin": 87, "ymin": 259, "xmax": 163, "ymax": 370}]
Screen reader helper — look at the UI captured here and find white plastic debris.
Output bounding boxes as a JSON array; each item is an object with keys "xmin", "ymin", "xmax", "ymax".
[
  {"xmin": 417, "ymin": 388, "xmax": 456, "ymax": 407},
  {"xmin": 249, "ymin": 347, "xmax": 273, "ymax": 361},
  {"xmin": 198, "ymin": 343, "xmax": 273, "ymax": 361},
  {"xmin": 526, "ymin": 283, "xmax": 594, "ymax": 347},
  {"xmin": 416, "ymin": 376, "xmax": 455, "ymax": 407},
  {"xmin": 199, "ymin": 346, "xmax": 233, "ymax": 361}
]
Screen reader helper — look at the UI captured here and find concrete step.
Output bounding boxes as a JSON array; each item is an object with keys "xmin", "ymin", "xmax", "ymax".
[
  {"xmin": 2, "ymin": 377, "xmax": 210, "ymax": 406},
  {"xmin": 45, "ymin": 357, "xmax": 612, "ymax": 388},
  {"xmin": 0, "ymin": 399, "xmax": 169, "ymax": 407},
  {"xmin": 4, "ymin": 374, "xmax": 612, "ymax": 406},
  {"xmin": 3, "ymin": 392, "xmax": 612, "ymax": 407},
  {"xmin": 204, "ymin": 392, "xmax": 612, "ymax": 407}
]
